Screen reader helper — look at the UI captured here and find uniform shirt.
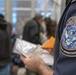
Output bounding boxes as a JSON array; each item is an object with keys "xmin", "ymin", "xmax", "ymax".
[{"xmin": 54, "ymin": 1, "xmax": 76, "ymax": 75}]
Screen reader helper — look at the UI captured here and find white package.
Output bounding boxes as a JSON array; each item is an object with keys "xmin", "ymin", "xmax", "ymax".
[
  {"xmin": 13, "ymin": 38, "xmax": 37, "ymax": 57},
  {"xmin": 13, "ymin": 38, "xmax": 54, "ymax": 66}
]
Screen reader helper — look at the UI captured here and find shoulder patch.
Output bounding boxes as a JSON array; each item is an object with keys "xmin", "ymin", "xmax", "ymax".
[
  {"xmin": 66, "ymin": 16, "xmax": 76, "ymax": 25},
  {"xmin": 61, "ymin": 16, "xmax": 76, "ymax": 57}
]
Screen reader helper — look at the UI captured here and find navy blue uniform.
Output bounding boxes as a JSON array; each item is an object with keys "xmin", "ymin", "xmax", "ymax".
[{"xmin": 54, "ymin": 1, "xmax": 76, "ymax": 75}]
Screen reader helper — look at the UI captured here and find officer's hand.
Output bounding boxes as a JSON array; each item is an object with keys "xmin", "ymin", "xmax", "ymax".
[{"xmin": 20, "ymin": 55, "xmax": 45, "ymax": 72}]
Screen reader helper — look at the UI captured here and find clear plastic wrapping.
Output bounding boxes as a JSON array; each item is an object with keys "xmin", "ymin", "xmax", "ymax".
[
  {"xmin": 13, "ymin": 38, "xmax": 54, "ymax": 66},
  {"xmin": 13, "ymin": 38, "xmax": 38, "ymax": 57}
]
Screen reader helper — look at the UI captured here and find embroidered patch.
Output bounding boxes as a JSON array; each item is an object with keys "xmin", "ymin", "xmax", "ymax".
[
  {"xmin": 61, "ymin": 16, "xmax": 76, "ymax": 57},
  {"xmin": 66, "ymin": 16, "xmax": 76, "ymax": 24}
]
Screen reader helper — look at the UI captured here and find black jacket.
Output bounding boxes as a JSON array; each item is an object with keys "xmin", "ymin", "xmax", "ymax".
[
  {"xmin": 0, "ymin": 18, "xmax": 11, "ymax": 68},
  {"xmin": 23, "ymin": 19, "xmax": 41, "ymax": 44}
]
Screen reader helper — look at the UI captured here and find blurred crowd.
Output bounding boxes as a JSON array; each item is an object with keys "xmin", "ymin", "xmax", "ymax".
[{"xmin": 0, "ymin": 13, "xmax": 57, "ymax": 75}]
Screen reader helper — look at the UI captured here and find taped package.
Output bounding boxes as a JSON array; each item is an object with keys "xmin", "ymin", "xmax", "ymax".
[{"xmin": 13, "ymin": 38, "xmax": 54, "ymax": 66}]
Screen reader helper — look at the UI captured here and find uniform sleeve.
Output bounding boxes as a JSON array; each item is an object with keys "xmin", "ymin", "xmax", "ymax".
[
  {"xmin": 54, "ymin": 2, "xmax": 76, "ymax": 61},
  {"xmin": 61, "ymin": 16, "xmax": 76, "ymax": 57},
  {"xmin": 54, "ymin": 2, "xmax": 76, "ymax": 75},
  {"xmin": 54, "ymin": 17, "xmax": 76, "ymax": 75},
  {"xmin": 53, "ymin": 26, "xmax": 60, "ymax": 69}
]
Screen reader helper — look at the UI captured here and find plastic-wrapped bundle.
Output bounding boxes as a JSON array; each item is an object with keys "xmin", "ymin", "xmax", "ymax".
[{"xmin": 13, "ymin": 38, "xmax": 54, "ymax": 66}]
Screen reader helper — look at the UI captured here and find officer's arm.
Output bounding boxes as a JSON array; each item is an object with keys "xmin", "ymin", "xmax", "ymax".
[
  {"xmin": 38, "ymin": 64, "xmax": 53, "ymax": 75},
  {"xmin": 21, "ymin": 55, "xmax": 53, "ymax": 75}
]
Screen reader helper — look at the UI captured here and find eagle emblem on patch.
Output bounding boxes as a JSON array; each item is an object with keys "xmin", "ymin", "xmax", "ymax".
[{"xmin": 61, "ymin": 16, "xmax": 76, "ymax": 57}]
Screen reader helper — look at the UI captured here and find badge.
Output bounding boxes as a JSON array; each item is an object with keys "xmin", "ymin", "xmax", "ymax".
[{"xmin": 61, "ymin": 16, "xmax": 76, "ymax": 57}]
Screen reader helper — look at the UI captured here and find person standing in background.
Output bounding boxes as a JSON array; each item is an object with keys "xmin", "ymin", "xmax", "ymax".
[
  {"xmin": 23, "ymin": 14, "xmax": 43, "ymax": 45},
  {"xmin": 44, "ymin": 17, "xmax": 57, "ymax": 39},
  {"xmin": 40, "ymin": 17, "xmax": 57, "ymax": 44},
  {"xmin": 0, "ymin": 14, "xmax": 12, "ymax": 75},
  {"xmin": 16, "ymin": 17, "xmax": 24, "ymax": 37}
]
